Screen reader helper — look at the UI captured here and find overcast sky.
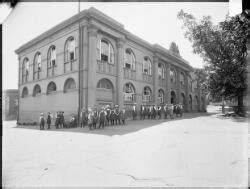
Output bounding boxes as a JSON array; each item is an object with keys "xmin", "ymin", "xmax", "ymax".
[{"xmin": 2, "ymin": 2, "xmax": 230, "ymax": 90}]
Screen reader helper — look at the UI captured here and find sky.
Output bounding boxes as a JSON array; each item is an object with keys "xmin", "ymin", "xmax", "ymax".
[{"xmin": 2, "ymin": 2, "xmax": 232, "ymax": 90}]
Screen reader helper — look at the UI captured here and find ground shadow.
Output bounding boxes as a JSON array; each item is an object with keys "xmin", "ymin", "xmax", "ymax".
[{"xmin": 13, "ymin": 111, "xmax": 217, "ymax": 136}]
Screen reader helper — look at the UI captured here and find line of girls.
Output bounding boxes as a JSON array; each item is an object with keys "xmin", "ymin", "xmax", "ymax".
[
  {"xmin": 80, "ymin": 105, "xmax": 127, "ymax": 130},
  {"xmin": 132, "ymin": 104, "xmax": 184, "ymax": 120}
]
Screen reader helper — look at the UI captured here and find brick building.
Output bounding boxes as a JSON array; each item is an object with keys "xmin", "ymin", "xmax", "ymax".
[{"xmin": 15, "ymin": 7, "xmax": 206, "ymax": 123}]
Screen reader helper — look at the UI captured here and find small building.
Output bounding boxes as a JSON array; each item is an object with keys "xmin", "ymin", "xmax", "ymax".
[
  {"xmin": 2, "ymin": 89, "xmax": 18, "ymax": 121},
  {"xmin": 15, "ymin": 7, "xmax": 207, "ymax": 123}
]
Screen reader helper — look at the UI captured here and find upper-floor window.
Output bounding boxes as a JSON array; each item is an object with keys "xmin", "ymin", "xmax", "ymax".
[
  {"xmin": 180, "ymin": 72, "xmax": 185, "ymax": 87},
  {"xmin": 143, "ymin": 57, "xmax": 152, "ymax": 75},
  {"xmin": 158, "ymin": 89, "xmax": 164, "ymax": 104},
  {"xmin": 33, "ymin": 52, "xmax": 42, "ymax": 80},
  {"xmin": 99, "ymin": 39, "xmax": 114, "ymax": 64},
  {"xmin": 124, "ymin": 48, "xmax": 136, "ymax": 70},
  {"xmin": 48, "ymin": 45, "xmax": 56, "ymax": 68},
  {"xmin": 22, "ymin": 58, "xmax": 29, "ymax": 83},
  {"xmin": 188, "ymin": 76, "xmax": 192, "ymax": 91},
  {"xmin": 65, "ymin": 37, "xmax": 76, "ymax": 62},
  {"xmin": 170, "ymin": 68, "xmax": 176, "ymax": 84},
  {"xmin": 158, "ymin": 63, "xmax": 165, "ymax": 79}
]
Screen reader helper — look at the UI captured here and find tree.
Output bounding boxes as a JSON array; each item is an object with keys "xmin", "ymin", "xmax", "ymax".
[{"xmin": 177, "ymin": 10, "xmax": 248, "ymax": 114}]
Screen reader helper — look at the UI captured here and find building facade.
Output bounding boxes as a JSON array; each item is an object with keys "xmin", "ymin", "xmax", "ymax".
[
  {"xmin": 3, "ymin": 89, "xmax": 18, "ymax": 121},
  {"xmin": 15, "ymin": 7, "xmax": 206, "ymax": 123}
]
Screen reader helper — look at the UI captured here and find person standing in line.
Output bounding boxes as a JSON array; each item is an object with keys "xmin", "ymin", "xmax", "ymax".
[
  {"xmin": 92, "ymin": 109, "xmax": 98, "ymax": 129},
  {"xmin": 55, "ymin": 112, "xmax": 59, "ymax": 129},
  {"xmin": 110, "ymin": 107, "xmax": 115, "ymax": 126},
  {"xmin": 47, "ymin": 112, "xmax": 52, "ymax": 129},
  {"xmin": 170, "ymin": 104, "xmax": 174, "ymax": 119},
  {"xmin": 105, "ymin": 105, "xmax": 111, "ymax": 126},
  {"xmin": 99, "ymin": 107, "xmax": 106, "ymax": 129},
  {"xmin": 132, "ymin": 104, "xmax": 137, "ymax": 120},
  {"xmin": 39, "ymin": 113, "xmax": 45, "ymax": 130},
  {"xmin": 158, "ymin": 105, "xmax": 162, "ymax": 119},
  {"xmin": 163, "ymin": 104, "xmax": 168, "ymax": 119},
  {"xmin": 61, "ymin": 112, "xmax": 65, "ymax": 128},
  {"xmin": 120, "ymin": 107, "xmax": 126, "ymax": 125},
  {"xmin": 88, "ymin": 108, "xmax": 93, "ymax": 130},
  {"xmin": 115, "ymin": 105, "xmax": 120, "ymax": 125}
]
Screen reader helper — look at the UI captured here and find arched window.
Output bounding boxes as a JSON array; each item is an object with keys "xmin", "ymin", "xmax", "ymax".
[
  {"xmin": 97, "ymin": 79, "xmax": 113, "ymax": 90},
  {"xmin": 193, "ymin": 80, "xmax": 198, "ymax": 92},
  {"xmin": 123, "ymin": 83, "xmax": 136, "ymax": 101},
  {"xmin": 170, "ymin": 68, "xmax": 176, "ymax": 84},
  {"xmin": 158, "ymin": 89, "xmax": 164, "ymax": 104},
  {"xmin": 22, "ymin": 58, "xmax": 29, "ymax": 83},
  {"xmin": 64, "ymin": 78, "xmax": 76, "ymax": 92},
  {"xmin": 33, "ymin": 84, "xmax": 41, "ymax": 96},
  {"xmin": 158, "ymin": 63, "xmax": 165, "ymax": 79},
  {"xmin": 48, "ymin": 45, "xmax": 56, "ymax": 68},
  {"xmin": 180, "ymin": 72, "xmax": 185, "ymax": 87},
  {"xmin": 47, "ymin": 81, "xmax": 57, "ymax": 94},
  {"xmin": 142, "ymin": 86, "xmax": 152, "ymax": 102},
  {"xmin": 64, "ymin": 37, "xmax": 76, "ymax": 62},
  {"xmin": 124, "ymin": 49, "xmax": 136, "ymax": 70},
  {"xmin": 143, "ymin": 57, "xmax": 152, "ymax": 75},
  {"xmin": 188, "ymin": 75, "xmax": 192, "ymax": 91},
  {"xmin": 99, "ymin": 39, "xmax": 114, "ymax": 64},
  {"xmin": 33, "ymin": 52, "xmax": 42, "ymax": 80},
  {"xmin": 21, "ymin": 87, "xmax": 29, "ymax": 98}
]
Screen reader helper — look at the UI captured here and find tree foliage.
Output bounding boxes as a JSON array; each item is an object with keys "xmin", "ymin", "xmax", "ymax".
[{"xmin": 177, "ymin": 10, "xmax": 248, "ymax": 108}]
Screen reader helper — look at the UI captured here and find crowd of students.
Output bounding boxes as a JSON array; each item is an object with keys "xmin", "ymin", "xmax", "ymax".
[{"xmin": 38, "ymin": 104, "xmax": 184, "ymax": 130}]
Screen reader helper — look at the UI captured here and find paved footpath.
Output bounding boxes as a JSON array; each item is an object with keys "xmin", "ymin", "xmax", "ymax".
[{"xmin": 2, "ymin": 106, "xmax": 248, "ymax": 187}]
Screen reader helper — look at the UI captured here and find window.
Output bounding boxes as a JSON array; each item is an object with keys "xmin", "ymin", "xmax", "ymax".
[
  {"xmin": 97, "ymin": 79, "xmax": 112, "ymax": 90},
  {"xmin": 188, "ymin": 76, "xmax": 192, "ymax": 91},
  {"xmin": 143, "ymin": 57, "xmax": 152, "ymax": 75},
  {"xmin": 64, "ymin": 78, "xmax": 76, "ymax": 92},
  {"xmin": 124, "ymin": 49, "xmax": 136, "ymax": 70},
  {"xmin": 33, "ymin": 84, "xmax": 41, "ymax": 96},
  {"xmin": 123, "ymin": 83, "xmax": 136, "ymax": 101},
  {"xmin": 99, "ymin": 39, "xmax": 114, "ymax": 64},
  {"xmin": 65, "ymin": 37, "xmax": 76, "ymax": 62},
  {"xmin": 33, "ymin": 52, "xmax": 42, "ymax": 80},
  {"xmin": 47, "ymin": 82, "xmax": 57, "ymax": 94},
  {"xmin": 158, "ymin": 89, "xmax": 164, "ymax": 104},
  {"xmin": 170, "ymin": 68, "xmax": 176, "ymax": 83},
  {"xmin": 48, "ymin": 46, "xmax": 56, "ymax": 68},
  {"xmin": 158, "ymin": 63, "xmax": 165, "ymax": 79},
  {"xmin": 21, "ymin": 87, "xmax": 29, "ymax": 98},
  {"xmin": 142, "ymin": 86, "xmax": 152, "ymax": 102},
  {"xmin": 22, "ymin": 58, "xmax": 29, "ymax": 83},
  {"xmin": 180, "ymin": 72, "xmax": 185, "ymax": 87}
]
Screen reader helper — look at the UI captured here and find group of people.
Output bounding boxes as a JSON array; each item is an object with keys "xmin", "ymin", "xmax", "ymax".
[
  {"xmin": 38, "ymin": 104, "xmax": 184, "ymax": 130},
  {"xmin": 137, "ymin": 104, "xmax": 184, "ymax": 120},
  {"xmin": 80, "ymin": 105, "xmax": 127, "ymax": 130}
]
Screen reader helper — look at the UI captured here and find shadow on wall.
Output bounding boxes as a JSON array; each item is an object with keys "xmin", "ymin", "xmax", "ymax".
[{"xmin": 14, "ymin": 111, "xmax": 215, "ymax": 136}]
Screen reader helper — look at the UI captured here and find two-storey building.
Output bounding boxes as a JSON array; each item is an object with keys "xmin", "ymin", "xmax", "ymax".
[{"xmin": 15, "ymin": 7, "xmax": 206, "ymax": 123}]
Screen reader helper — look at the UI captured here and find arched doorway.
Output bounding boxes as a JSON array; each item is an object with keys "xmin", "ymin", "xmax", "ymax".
[
  {"xmin": 96, "ymin": 78, "xmax": 114, "ymax": 107},
  {"xmin": 171, "ymin": 91, "xmax": 176, "ymax": 104}
]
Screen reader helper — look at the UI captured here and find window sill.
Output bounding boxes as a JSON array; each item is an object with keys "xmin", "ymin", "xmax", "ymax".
[
  {"xmin": 47, "ymin": 91, "xmax": 57, "ymax": 95},
  {"xmin": 97, "ymin": 59, "xmax": 114, "ymax": 65},
  {"xmin": 123, "ymin": 68, "xmax": 136, "ymax": 72}
]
